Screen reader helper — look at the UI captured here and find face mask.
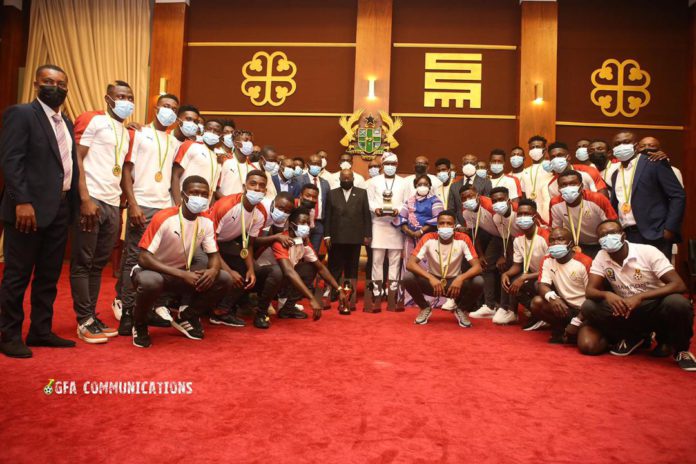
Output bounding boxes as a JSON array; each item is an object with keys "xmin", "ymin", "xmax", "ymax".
[
  {"xmin": 492, "ymin": 201, "xmax": 509, "ymax": 215},
  {"xmin": 437, "ymin": 171, "xmax": 450, "ymax": 183},
  {"xmin": 183, "ymin": 194, "xmax": 209, "ymax": 214},
  {"xmin": 599, "ymin": 233, "xmax": 624, "ymax": 253},
  {"xmin": 180, "ymin": 120, "xmax": 198, "ymax": 137},
  {"xmin": 264, "ymin": 161, "xmax": 278, "ymax": 173},
  {"xmin": 551, "ymin": 156, "xmax": 568, "ymax": 173},
  {"xmin": 476, "ymin": 169, "xmax": 488, "ymax": 179},
  {"xmin": 415, "ymin": 164, "xmax": 427, "ymax": 175},
  {"xmin": 245, "ymin": 189, "xmax": 265, "ymax": 205},
  {"xmin": 613, "ymin": 143, "xmax": 635, "ymax": 162},
  {"xmin": 368, "ymin": 167, "xmax": 380, "ymax": 178},
  {"xmin": 515, "ymin": 215, "xmax": 535, "ymax": 230},
  {"xmin": 560, "ymin": 185, "xmax": 581, "ymax": 203},
  {"xmin": 156, "ymin": 107, "xmax": 177, "ymax": 127},
  {"xmin": 282, "ymin": 167, "xmax": 295, "ymax": 179},
  {"xmin": 438, "ymin": 227, "xmax": 454, "ymax": 240},
  {"xmin": 108, "ymin": 96, "xmax": 135, "ymax": 120},
  {"xmin": 309, "ymin": 165, "xmax": 322, "ymax": 177},
  {"xmin": 301, "ymin": 199, "xmax": 316, "ymax": 210},
  {"xmin": 198, "ymin": 123, "xmax": 204, "ymax": 134},
  {"xmin": 294, "ymin": 166, "xmax": 303, "ymax": 177},
  {"xmin": 339, "ymin": 161, "xmax": 351, "ymax": 170},
  {"xmin": 202, "ymin": 131, "xmax": 220, "ymax": 147},
  {"xmin": 294, "ymin": 223, "xmax": 311, "ymax": 238},
  {"xmin": 463, "ymin": 198, "xmax": 478, "ymax": 211},
  {"xmin": 589, "ymin": 152, "xmax": 608, "ymax": 170},
  {"xmin": 510, "ymin": 155, "xmax": 524, "ymax": 169},
  {"xmin": 548, "ymin": 244, "xmax": 570, "ymax": 259},
  {"xmin": 542, "ymin": 159, "xmax": 553, "ymax": 172},
  {"xmin": 340, "ymin": 180, "xmax": 353, "ymax": 190},
  {"xmin": 238, "ymin": 140, "xmax": 254, "ymax": 156},
  {"xmin": 383, "ymin": 165, "xmax": 397, "ymax": 177},
  {"xmin": 270, "ymin": 164, "xmax": 279, "ymax": 176},
  {"xmin": 416, "ymin": 185, "xmax": 430, "ymax": 196},
  {"xmin": 462, "ymin": 163, "xmax": 476, "ymax": 177},
  {"xmin": 39, "ymin": 85, "xmax": 68, "ymax": 108},
  {"xmin": 222, "ymin": 134, "xmax": 234, "ymax": 148},
  {"xmin": 195, "ymin": 135, "xmax": 203, "ymax": 143},
  {"xmin": 575, "ymin": 147, "xmax": 589, "ymax": 162},
  {"xmin": 490, "ymin": 163, "xmax": 504, "ymax": 175},
  {"xmin": 529, "ymin": 148, "xmax": 545, "ymax": 161},
  {"xmin": 271, "ymin": 206, "xmax": 289, "ymax": 225},
  {"xmin": 320, "ymin": 158, "xmax": 327, "ymax": 168},
  {"xmin": 450, "ymin": 171, "xmax": 456, "ymax": 180}
]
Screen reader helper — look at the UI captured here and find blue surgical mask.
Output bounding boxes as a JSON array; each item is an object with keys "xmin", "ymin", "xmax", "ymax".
[
  {"xmin": 463, "ymin": 198, "xmax": 478, "ymax": 211},
  {"xmin": 263, "ymin": 161, "xmax": 278, "ymax": 173},
  {"xmin": 293, "ymin": 223, "xmax": 310, "ymax": 238},
  {"xmin": 476, "ymin": 169, "xmax": 488, "ymax": 179},
  {"xmin": 560, "ymin": 185, "xmax": 581, "ymax": 203},
  {"xmin": 156, "ymin": 107, "xmax": 177, "ymax": 127},
  {"xmin": 438, "ymin": 227, "xmax": 454, "ymax": 240},
  {"xmin": 542, "ymin": 160, "xmax": 553, "ymax": 172},
  {"xmin": 492, "ymin": 201, "xmax": 509, "ymax": 215},
  {"xmin": 551, "ymin": 157, "xmax": 568, "ymax": 173},
  {"xmin": 490, "ymin": 163, "xmax": 504, "ymax": 175},
  {"xmin": 109, "ymin": 97, "xmax": 135, "ymax": 120},
  {"xmin": 271, "ymin": 206, "xmax": 289, "ymax": 225},
  {"xmin": 309, "ymin": 165, "xmax": 322, "ymax": 177},
  {"xmin": 450, "ymin": 171, "xmax": 456, "ymax": 180},
  {"xmin": 180, "ymin": 120, "xmax": 198, "ymax": 137},
  {"xmin": 240, "ymin": 140, "xmax": 254, "ymax": 156},
  {"xmin": 383, "ymin": 165, "xmax": 397, "ymax": 177},
  {"xmin": 613, "ymin": 143, "xmax": 635, "ymax": 162},
  {"xmin": 368, "ymin": 167, "xmax": 380, "ymax": 178},
  {"xmin": 599, "ymin": 233, "xmax": 624, "ymax": 252},
  {"xmin": 575, "ymin": 147, "xmax": 589, "ymax": 162},
  {"xmin": 184, "ymin": 194, "xmax": 208, "ymax": 214},
  {"xmin": 515, "ymin": 215, "xmax": 535, "ymax": 230},
  {"xmin": 548, "ymin": 243, "xmax": 570, "ymax": 259},
  {"xmin": 294, "ymin": 166, "xmax": 303, "ymax": 177},
  {"xmin": 245, "ymin": 189, "xmax": 264, "ymax": 205},
  {"xmin": 202, "ymin": 131, "xmax": 220, "ymax": 147},
  {"xmin": 510, "ymin": 155, "xmax": 524, "ymax": 169},
  {"xmin": 437, "ymin": 171, "xmax": 450, "ymax": 183},
  {"xmin": 223, "ymin": 134, "xmax": 234, "ymax": 148},
  {"xmin": 282, "ymin": 167, "xmax": 295, "ymax": 179}
]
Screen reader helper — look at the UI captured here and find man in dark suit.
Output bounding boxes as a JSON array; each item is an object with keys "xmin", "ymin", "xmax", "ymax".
[
  {"xmin": 0, "ymin": 64, "xmax": 80, "ymax": 358},
  {"xmin": 449, "ymin": 153, "xmax": 492, "ymax": 227},
  {"xmin": 298, "ymin": 153, "xmax": 331, "ymax": 254},
  {"xmin": 609, "ymin": 131, "xmax": 685, "ymax": 258},
  {"xmin": 271, "ymin": 157, "xmax": 301, "ymax": 198},
  {"xmin": 324, "ymin": 170, "xmax": 372, "ymax": 294}
]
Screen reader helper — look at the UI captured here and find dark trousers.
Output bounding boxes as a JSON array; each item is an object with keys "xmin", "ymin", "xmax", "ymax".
[
  {"xmin": 578, "ymin": 243, "xmax": 602, "ymax": 259},
  {"xmin": 309, "ymin": 219, "xmax": 324, "ymax": 257},
  {"xmin": 478, "ymin": 231, "xmax": 503, "ymax": 308},
  {"xmin": 401, "ymin": 271, "xmax": 484, "ymax": 311},
  {"xmin": 624, "ymin": 226, "xmax": 671, "ymax": 258},
  {"xmin": 328, "ymin": 243, "xmax": 361, "ymax": 283},
  {"xmin": 0, "ymin": 198, "xmax": 70, "ymax": 341},
  {"xmin": 285, "ymin": 262, "xmax": 318, "ymax": 306},
  {"xmin": 69, "ymin": 197, "xmax": 120, "ymax": 323},
  {"xmin": 501, "ymin": 279, "xmax": 537, "ymax": 312},
  {"xmin": 581, "ymin": 294, "xmax": 693, "ymax": 351},
  {"xmin": 131, "ymin": 268, "xmax": 232, "ymax": 325}
]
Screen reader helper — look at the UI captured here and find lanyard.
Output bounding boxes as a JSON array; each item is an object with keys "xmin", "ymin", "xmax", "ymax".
[
  {"xmin": 501, "ymin": 215, "xmax": 513, "ymax": 258},
  {"xmin": 178, "ymin": 208, "xmax": 199, "ymax": 270},
  {"xmin": 236, "ymin": 157, "xmax": 251, "ymax": 186},
  {"xmin": 441, "ymin": 184, "xmax": 448, "ymax": 209},
  {"xmin": 108, "ymin": 116, "xmax": 126, "ymax": 167},
  {"xmin": 437, "ymin": 239, "xmax": 455, "ymax": 278},
  {"xmin": 240, "ymin": 203, "xmax": 256, "ymax": 251},
  {"xmin": 205, "ymin": 148, "xmax": 219, "ymax": 194},
  {"xmin": 530, "ymin": 164, "xmax": 541, "ymax": 194},
  {"xmin": 566, "ymin": 198, "xmax": 584, "ymax": 247},
  {"xmin": 522, "ymin": 229, "xmax": 538, "ymax": 274},
  {"xmin": 151, "ymin": 123, "xmax": 170, "ymax": 174},
  {"xmin": 620, "ymin": 158, "xmax": 639, "ymax": 205},
  {"xmin": 384, "ymin": 176, "xmax": 396, "ymax": 192},
  {"xmin": 472, "ymin": 207, "xmax": 482, "ymax": 242}
]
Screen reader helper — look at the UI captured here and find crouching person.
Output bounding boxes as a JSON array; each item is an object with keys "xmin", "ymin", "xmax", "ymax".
[{"xmin": 131, "ymin": 176, "xmax": 231, "ymax": 347}]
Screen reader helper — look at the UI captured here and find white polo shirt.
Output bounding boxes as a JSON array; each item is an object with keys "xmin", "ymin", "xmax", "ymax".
[
  {"xmin": 174, "ymin": 140, "xmax": 221, "ymax": 199},
  {"xmin": 412, "ymin": 232, "xmax": 477, "ymax": 278},
  {"xmin": 490, "ymin": 174, "xmax": 523, "ymax": 200},
  {"xmin": 462, "ymin": 196, "xmax": 499, "ymax": 238},
  {"xmin": 217, "ymin": 156, "xmax": 260, "ymax": 196},
  {"xmin": 210, "ymin": 193, "xmax": 268, "ymax": 243},
  {"xmin": 518, "ymin": 163, "xmax": 554, "ymax": 222},
  {"xmin": 493, "ymin": 204, "xmax": 524, "ymax": 243},
  {"xmin": 549, "ymin": 191, "xmax": 618, "ymax": 245},
  {"xmin": 74, "ymin": 110, "xmax": 129, "ymax": 207},
  {"xmin": 590, "ymin": 241, "xmax": 673, "ymax": 298},
  {"xmin": 538, "ymin": 252, "xmax": 592, "ymax": 308},
  {"xmin": 512, "ymin": 227, "xmax": 549, "ymax": 272}
]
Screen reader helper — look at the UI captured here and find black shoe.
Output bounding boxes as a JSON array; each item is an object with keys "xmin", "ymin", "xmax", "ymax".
[
  {"xmin": 548, "ymin": 332, "xmax": 564, "ymax": 344},
  {"xmin": 277, "ymin": 305, "xmax": 308, "ymax": 319},
  {"xmin": 650, "ymin": 343, "xmax": 672, "ymax": 358},
  {"xmin": 118, "ymin": 314, "xmax": 133, "ymax": 336},
  {"xmin": 675, "ymin": 351, "xmax": 696, "ymax": 371},
  {"xmin": 171, "ymin": 310, "xmax": 204, "ymax": 340},
  {"xmin": 132, "ymin": 324, "xmax": 151, "ymax": 348},
  {"xmin": 253, "ymin": 313, "xmax": 270, "ymax": 329},
  {"xmin": 210, "ymin": 312, "xmax": 246, "ymax": 327},
  {"xmin": 0, "ymin": 339, "xmax": 33, "ymax": 358},
  {"xmin": 148, "ymin": 311, "xmax": 171, "ymax": 328},
  {"xmin": 26, "ymin": 332, "xmax": 76, "ymax": 348},
  {"xmin": 610, "ymin": 338, "xmax": 643, "ymax": 356}
]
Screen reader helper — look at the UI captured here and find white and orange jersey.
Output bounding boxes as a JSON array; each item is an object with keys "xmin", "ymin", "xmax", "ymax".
[
  {"xmin": 412, "ymin": 232, "xmax": 478, "ymax": 279},
  {"xmin": 549, "ymin": 190, "xmax": 617, "ymax": 245},
  {"xmin": 217, "ymin": 156, "xmax": 260, "ymax": 196},
  {"xmin": 548, "ymin": 164, "xmax": 608, "ymax": 198},
  {"xmin": 512, "ymin": 226, "xmax": 550, "ymax": 272},
  {"xmin": 138, "ymin": 206, "xmax": 217, "ymax": 269},
  {"xmin": 265, "ymin": 231, "xmax": 318, "ymax": 268},
  {"xmin": 462, "ymin": 196, "xmax": 500, "ymax": 238},
  {"xmin": 74, "ymin": 110, "xmax": 129, "ymax": 206},
  {"xmin": 538, "ymin": 252, "xmax": 592, "ymax": 309},
  {"xmin": 490, "ymin": 174, "xmax": 523, "ymax": 200},
  {"xmin": 492, "ymin": 201, "xmax": 524, "ymax": 239},
  {"xmin": 209, "ymin": 193, "xmax": 268, "ymax": 243},
  {"xmin": 174, "ymin": 140, "xmax": 220, "ymax": 199}
]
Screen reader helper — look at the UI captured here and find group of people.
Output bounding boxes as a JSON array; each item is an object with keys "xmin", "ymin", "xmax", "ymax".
[{"xmin": 0, "ymin": 65, "xmax": 693, "ymax": 372}]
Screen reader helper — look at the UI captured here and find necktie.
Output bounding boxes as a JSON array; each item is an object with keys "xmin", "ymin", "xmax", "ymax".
[
  {"xmin": 313, "ymin": 176, "xmax": 320, "ymax": 218},
  {"xmin": 464, "ymin": 176, "xmax": 472, "ymax": 189},
  {"xmin": 52, "ymin": 113, "xmax": 72, "ymax": 190}
]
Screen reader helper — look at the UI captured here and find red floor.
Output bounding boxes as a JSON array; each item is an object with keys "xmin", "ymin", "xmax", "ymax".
[{"xmin": 1, "ymin": 264, "xmax": 695, "ymax": 463}]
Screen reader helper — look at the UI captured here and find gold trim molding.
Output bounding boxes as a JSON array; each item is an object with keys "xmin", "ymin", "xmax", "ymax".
[
  {"xmin": 188, "ymin": 42, "xmax": 356, "ymax": 48},
  {"xmin": 394, "ymin": 43, "xmax": 517, "ymax": 51},
  {"xmin": 556, "ymin": 121, "xmax": 684, "ymax": 131}
]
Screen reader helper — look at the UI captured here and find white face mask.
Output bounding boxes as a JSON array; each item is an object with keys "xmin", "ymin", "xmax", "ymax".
[
  {"xmin": 320, "ymin": 158, "xmax": 327, "ymax": 169},
  {"xmin": 462, "ymin": 163, "xmax": 476, "ymax": 177},
  {"xmin": 529, "ymin": 147, "xmax": 545, "ymax": 161},
  {"xmin": 222, "ymin": 134, "xmax": 234, "ymax": 148},
  {"xmin": 339, "ymin": 161, "xmax": 351, "ymax": 170},
  {"xmin": 239, "ymin": 140, "xmax": 254, "ymax": 156},
  {"xmin": 416, "ymin": 185, "xmax": 430, "ymax": 196}
]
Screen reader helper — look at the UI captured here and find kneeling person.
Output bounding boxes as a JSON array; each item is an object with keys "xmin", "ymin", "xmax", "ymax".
[
  {"xmin": 131, "ymin": 176, "xmax": 231, "ymax": 347},
  {"xmin": 403, "ymin": 210, "xmax": 484, "ymax": 327}
]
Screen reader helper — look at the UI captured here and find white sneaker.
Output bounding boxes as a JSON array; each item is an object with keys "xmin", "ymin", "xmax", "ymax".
[
  {"xmin": 441, "ymin": 298, "xmax": 457, "ymax": 311},
  {"xmin": 154, "ymin": 306, "xmax": 173, "ymax": 322},
  {"xmin": 469, "ymin": 304, "xmax": 496, "ymax": 319},
  {"xmin": 493, "ymin": 308, "xmax": 518, "ymax": 325},
  {"xmin": 111, "ymin": 298, "xmax": 122, "ymax": 321},
  {"xmin": 294, "ymin": 303, "xmax": 304, "ymax": 311}
]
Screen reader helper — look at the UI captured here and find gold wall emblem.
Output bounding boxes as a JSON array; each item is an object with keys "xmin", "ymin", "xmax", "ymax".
[
  {"xmin": 241, "ymin": 51, "xmax": 297, "ymax": 106},
  {"xmin": 590, "ymin": 59, "xmax": 651, "ymax": 118},
  {"xmin": 424, "ymin": 53, "xmax": 482, "ymax": 109}
]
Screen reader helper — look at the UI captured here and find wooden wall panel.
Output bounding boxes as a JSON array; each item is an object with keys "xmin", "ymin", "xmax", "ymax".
[
  {"xmin": 0, "ymin": 5, "xmax": 26, "ymax": 119},
  {"xmin": 353, "ymin": 0, "xmax": 392, "ymax": 113},
  {"xmin": 683, "ymin": 5, "xmax": 696, "ymax": 245}
]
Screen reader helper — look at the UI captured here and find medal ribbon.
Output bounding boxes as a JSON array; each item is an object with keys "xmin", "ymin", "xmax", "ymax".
[
  {"xmin": 501, "ymin": 215, "xmax": 513, "ymax": 258},
  {"xmin": 620, "ymin": 157, "xmax": 639, "ymax": 208},
  {"xmin": 522, "ymin": 229, "xmax": 538, "ymax": 274},
  {"xmin": 151, "ymin": 123, "xmax": 170, "ymax": 175},
  {"xmin": 108, "ymin": 115, "xmax": 126, "ymax": 169},
  {"xmin": 566, "ymin": 198, "xmax": 584, "ymax": 249},
  {"xmin": 437, "ymin": 239, "xmax": 455, "ymax": 279},
  {"xmin": 178, "ymin": 208, "xmax": 199, "ymax": 270},
  {"xmin": 240, "ymin": 202, "xmax": 256, "ymax": 252}
]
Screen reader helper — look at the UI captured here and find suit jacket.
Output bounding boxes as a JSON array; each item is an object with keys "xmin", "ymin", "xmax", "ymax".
[
  {"xmin": 448, "ymin": 175, "xmax": 492, "ymax": 226},
  {"xmin": 298, "ymin": 173, "xmax": 330, "ymax": 220},
  {"xmin": 610, "ymin": 156, "xmax": 685, "ymax": 242},
  {"xmin": 271, "ymin": 174, "xmax": 301, "ymax": 198},
  {"xmin": 0, "ymin": 99, "xmax": 79, "ymax": 227},
  {"xmin": 324, "ymin": 187, "xmax": 372, "ymax": 244}
]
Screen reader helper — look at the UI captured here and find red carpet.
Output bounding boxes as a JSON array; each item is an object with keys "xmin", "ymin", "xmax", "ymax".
[{"xmin": 1, "ymin": 264, "xmax": 695, "ymax": 463}]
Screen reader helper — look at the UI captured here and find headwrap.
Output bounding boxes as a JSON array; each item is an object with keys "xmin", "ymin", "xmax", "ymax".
[{"xmin": 381, "ymin": 152, "xmax": 398, "ymax": 164}]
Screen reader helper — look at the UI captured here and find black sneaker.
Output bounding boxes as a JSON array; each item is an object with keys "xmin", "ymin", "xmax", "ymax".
[
  {"xmin": 132, "ymin": 324, "xmax": 151, "ymax": 348},
  {"xmin": 210, "ymin": 312, "xmax": 246, "ymax": 327},
  {"xmin": 253, "ymin": 313, "xmax": 270, "ymax": 329},
  {"xmin": 675, "ymin": 351, "xmax": 696, "ymax": 371},
  {"xmin": 148, "ymin": 310, "xmax": 171, "ymax": 328},
  {"xmin": 118, "ymin": 312, "xmax": 133, "ymax": 336},
  {"xmin": 548, "ymin": 331, "xmax": 564, "ymax": 344},
  {"xmin": 171, "ymin": 310, "xmax": 204, "ymax": 340},
  {"xmin": 650, "ymin": 343, "xmax": 672, "ymax": 358},
  {"xmin": 277, "ymin": 305, "xmax": 308, "ymax": 319},
  {"xmin": 522, "ymin": 318, "xmax": 548, "ymax": 332},
  {"xmin": 93, "ymin": 315, "xmax": 118, "ymax": 338},
  {"xmin": 610, "ymin": 338, "xmax": 643, "ymax": 356}
]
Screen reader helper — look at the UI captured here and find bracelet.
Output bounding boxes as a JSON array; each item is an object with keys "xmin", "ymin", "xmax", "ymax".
[
  {"xmin": 544, "ymin": 291, "xmax": 559, "ymax": 302},
  {"xmin": 570, "ymin": 317, "xmax": 583, "ymax": 327}
]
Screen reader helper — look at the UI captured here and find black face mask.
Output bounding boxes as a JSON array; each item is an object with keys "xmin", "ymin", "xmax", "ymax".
[
  {"xmin": 589, "ymin": 152, "xmax": 608, "ymax": 170},
  {"xmin": 415, "ymin": 164, "xmax": 427, "ymax": 175},
  {"xmin": 38, "ymin": 85, "xmax": 68, "ymax": 108},
  {"xmin": 301, "ymin": 199, "xmax": 316, "ymax": 210},
  {"xmin": 340, "ymin": 180, "xmax": 353, "ymax": 190}
]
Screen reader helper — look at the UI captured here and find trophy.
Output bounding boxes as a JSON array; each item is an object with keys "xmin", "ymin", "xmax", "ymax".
[
  {"xmin": 382, "ymin": 189, "xmax": 395, "ymax": 215},
  {"xmin": 338, "ymin": 280, "xmax": 353, "ymax": 315}
]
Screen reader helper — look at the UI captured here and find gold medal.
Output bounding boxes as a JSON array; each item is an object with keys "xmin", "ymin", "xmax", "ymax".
[
  {"xmin": 154, "ymin": 171, "xmax": 163, "ymax": 182},
  {"xmin": 440, "ymin": 278, "xmax": 447, "ymax": 287},
  {"xmin": 621, "ymin": 203, "xmax": 631, "ymax": 214},
  {"xmin": 530, "ymin": 192, "xmax": 537, "ymax": 200},
  {"xmin": 240, "ymin": 248, "xmax": 249, "ymax": 259},
  {"xmin": 112, "ymin": 165, "xmax": 121, "ymax": 177},
  {"xmin": 573, "ymin": 245, "xmax": 582, "ymax": 253}
]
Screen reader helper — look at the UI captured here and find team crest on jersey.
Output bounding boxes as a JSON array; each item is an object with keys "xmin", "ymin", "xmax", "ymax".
[
  {"xmin": 605, "ymin": 268, "xmax": 616, "ymax": 281},
  {"xmin": 569, "ymin": 271, "xmax": 582, "ymax": 283},
  {"xmin": 633, "ymin": 269, "xmax": 643, "ymax": 281}
]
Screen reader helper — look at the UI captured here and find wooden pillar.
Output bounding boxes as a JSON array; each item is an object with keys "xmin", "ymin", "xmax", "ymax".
[
  {"xmin": 683, "ymin": 3, "xmax": 696, "ymax": 244},
  {"xmin": 146, "ymin": 0, "xmax": 189, "ymax": 120},
  {"xmin": 0, "ymin": 0, "xmax": 26, "ymax": 120},
  {"xmin": 518, "ymin": 0, "xmax": 557, "ymax": 148}
]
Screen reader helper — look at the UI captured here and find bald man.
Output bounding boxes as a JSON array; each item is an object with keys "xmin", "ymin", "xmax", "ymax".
[{"xmin": 403, "ymin": 155, "xmax": 443, "ymax": 198}]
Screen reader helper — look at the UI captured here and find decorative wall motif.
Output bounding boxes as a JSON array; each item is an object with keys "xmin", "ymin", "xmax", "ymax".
[
  {"xmin": 424, "ymin": 52, "xmax": 482, "ymax": 109},
  {"xmin": 590, "ymin": 58, "xmax": 651, "ymax": 118},
  {"xmin": 241, "ymin": 51, "xmax": 298, "ymax": 106}
]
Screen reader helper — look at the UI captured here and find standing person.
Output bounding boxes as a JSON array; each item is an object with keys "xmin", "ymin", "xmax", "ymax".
[
  {"xmin": 298, "ymin": 153, "xmax": 331, "ymax": 253},
  {"xmin": 509, "ymin": 146, "xmax": 525, "ymax": 180},
  {"xmin": 367, "ymin": 158, "xmax": 381, "ymax": 180},
  {"xmin": 271, "ymin": 157, "xmax": 301, "ymax": 198},
  {"xmin": 217, "ymin": 129, "xmax": 259, "ymax": 197},
  {"xmin": 256, "ymin": 145, "xmax": 278, "ymax": 199},
  {"xmin": 324, "ymin": 170, "xmax": 372, "ymax": 296},
  {"xmin": 403, "ymin": 155, "xmax": 443, "ymax": 198},
  {"xmin": 367, "ymin": 152, "xmax": 406, "ymax": 296},
  {"xmin": 70, "ymin": 80, "xmax": 134, "ymax": 344},
  {"xmin": 315, "ymin": 149, "xmax": 333, "ymax": 183},
  {"xmin": 219, "ymin": 119, "xmax": 236, "ymax": 163},
  {"xmin": 328, "ymin": 153, "xmax": 367, "ymax": 189},
  {"xmin": 395, "ymin": 175, "xmax": 444, "ymax": 260},
  {"xmin": 0, "ymin": 64, "xmax": 79, "ymax": 357},
  {"xmin": 448, "ymin": 153, "xmax": 492, "ymax": 227},
  {"xmin": 574, "ymin": 138, "xmax": 591, "ymax": 166},
  {"xmin": 547, "ymin": 141, "xmax": 608, "ymax": 198},
  {"xmin": 519, "ymin": 135, "xmax": 553, "ymax": 223},
  {"xmin": 610, "ymin": 131, "xmax": 685, "ymax": 258},
  {"xmin": 433, "ymin": 158, "xmax": 454, "ymax": 209},
  {"xmin": 172, "ymin": 105, "xmax": 200, "ymax": 143},
  {"xmin": 488, "ymin": 149, "xmax": 522, "ymax": 200},
  {"xmin": 587, "ymin": 139, "xmax": 618, "ymax": 188}
]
